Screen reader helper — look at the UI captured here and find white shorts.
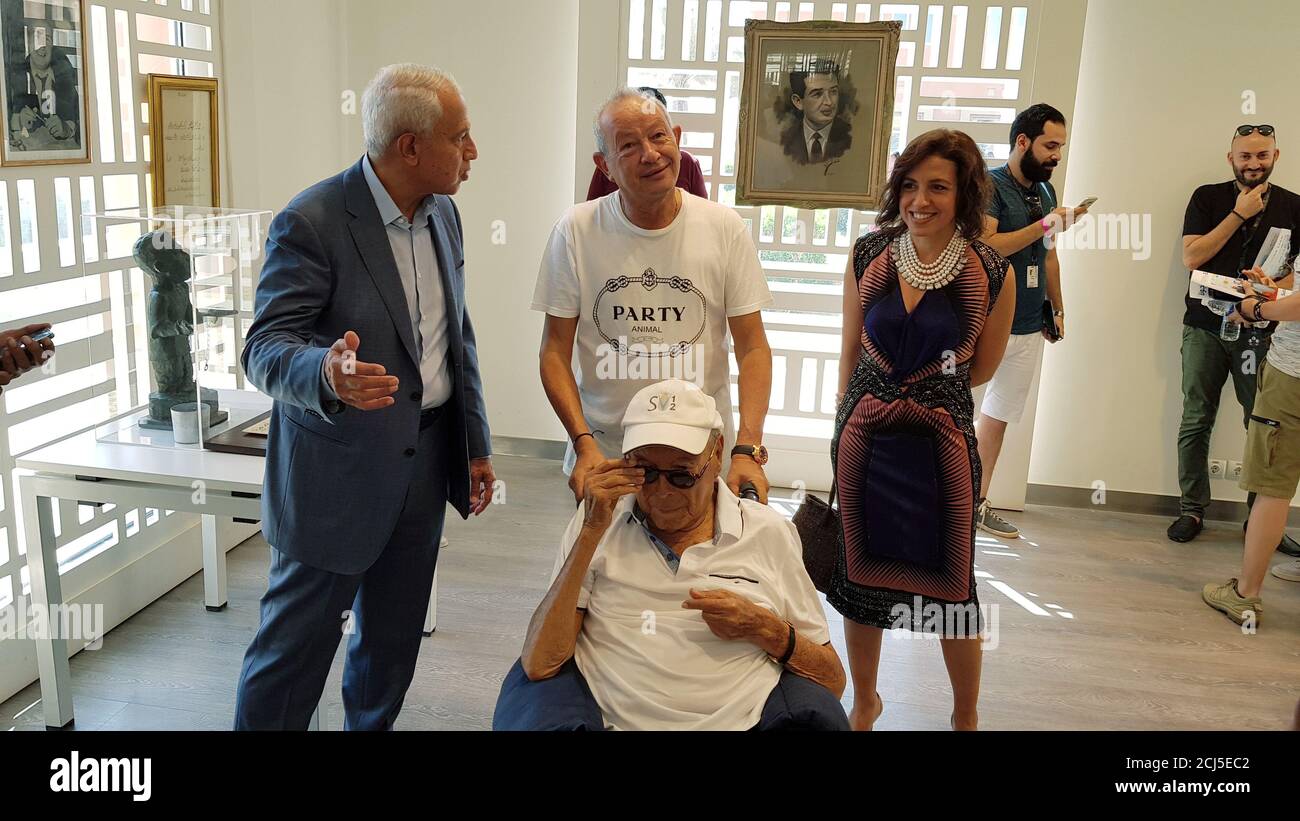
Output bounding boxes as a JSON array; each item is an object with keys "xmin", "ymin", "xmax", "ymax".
[{"xmin": 980, "ymin": 331, "xmax": 1044, "ymax": 424}]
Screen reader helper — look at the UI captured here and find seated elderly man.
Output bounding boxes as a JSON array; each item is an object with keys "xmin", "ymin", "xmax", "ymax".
[{"xmin": 493, "ymin": 379, "xmax": 848, "ymax": 730}]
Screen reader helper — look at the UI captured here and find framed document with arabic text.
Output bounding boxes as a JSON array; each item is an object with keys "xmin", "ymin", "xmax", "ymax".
[{"xmin": 148, "ymin": 74, "xmax": 220, "ymax": 207}]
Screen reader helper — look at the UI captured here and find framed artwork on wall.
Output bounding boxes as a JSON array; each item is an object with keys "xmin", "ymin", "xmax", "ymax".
[
  {"xmin": 0, "ymin": 0, "xmax": 90, "ymax": 166},
  {"xmin": 736, "ymin": 20, "xmax": 900, "ymax": 211},
  {"xmin": 147, "ymin": 73, "xmax": 220, "ymax": 207}
]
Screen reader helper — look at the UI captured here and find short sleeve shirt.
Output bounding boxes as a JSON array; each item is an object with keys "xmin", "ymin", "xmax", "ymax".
[{"xmin": 987, "ymin": 164, "xmax": 1057, "ymax": 335}]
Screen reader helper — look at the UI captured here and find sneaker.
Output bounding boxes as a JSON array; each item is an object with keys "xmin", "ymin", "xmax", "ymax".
[
  {"xmin": 1201, "ymin": 578, "xmax": 1263, "ymax": 625},
  {"xmin": 976, "ymin": 499, "xmax": 1019, "ymax": 538},
  {"xmin": 1167, "ymin": 515, "xmax": 1203, "ymax": 542},
  {"xmin": 1271, "ymin": 559, "xmax": 1300, "ymax": 582}
]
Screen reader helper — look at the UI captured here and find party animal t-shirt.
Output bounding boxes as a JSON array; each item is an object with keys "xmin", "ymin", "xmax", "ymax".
[{"xmin": 531, "ymin": 191, "xmax": 771, "ymax": 464}]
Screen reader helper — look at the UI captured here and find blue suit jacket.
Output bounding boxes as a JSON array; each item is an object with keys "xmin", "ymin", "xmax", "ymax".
[{"xmin": 242, "ymin": 158, "xmax": 491, "ymax": 574}]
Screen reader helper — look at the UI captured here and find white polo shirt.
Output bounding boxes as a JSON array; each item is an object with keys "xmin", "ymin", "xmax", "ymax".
[{"xmin": 549, "ymin": 479, "xmax": 831, "ymax": 731}]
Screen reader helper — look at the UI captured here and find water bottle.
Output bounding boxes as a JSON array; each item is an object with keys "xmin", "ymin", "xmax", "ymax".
[
  {"xmin": 1206, "ymin": 299, "xmax": 1241, "ymax": 341},
  {"xmin": 1221, "ymin": 315, "xmax": 1241, "ymax": 341}
]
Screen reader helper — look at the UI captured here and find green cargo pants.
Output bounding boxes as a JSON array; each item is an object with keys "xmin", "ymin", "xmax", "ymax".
[{"xmin": 1177, "ymin": 324, "xmax": 1269, "ymax": 518}]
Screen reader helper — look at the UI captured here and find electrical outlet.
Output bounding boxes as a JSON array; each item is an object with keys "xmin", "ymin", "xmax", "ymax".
[
  {"xmin": 1209, "ymin": 459, "xmax": 1227, "ymax": 478},
  {"xmin": 1229, "ymin": 460, "xmax": 1244, "ymax": 480}
]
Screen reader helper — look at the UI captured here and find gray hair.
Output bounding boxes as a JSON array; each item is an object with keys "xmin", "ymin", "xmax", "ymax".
[
  {"xmin": 593, "ymin": 87, "xmax": 674, "ymax": 158},
  {"xmin": 362, "ymin": 63, "xmax": 461, "ymax": 156}
]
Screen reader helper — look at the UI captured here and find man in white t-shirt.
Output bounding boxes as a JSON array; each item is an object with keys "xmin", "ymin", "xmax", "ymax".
[
  {"xmin": 492, "ymin": 380, "xmax": 847, "ymax": 730},
  {"xmin": 533, "ymin": 87, "xmax": 775, "ymax": 503}
]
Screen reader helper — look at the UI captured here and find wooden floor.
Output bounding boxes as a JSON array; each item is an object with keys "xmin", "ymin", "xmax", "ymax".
[{"xmin": 3, "ymin": 454, "xmax": 1297, "ymax": 731}]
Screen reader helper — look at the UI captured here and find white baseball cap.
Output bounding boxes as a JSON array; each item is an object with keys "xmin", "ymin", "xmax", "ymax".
[{"xmin": 621, "ymin": 379, "xmax": 723, "ymax": 456}]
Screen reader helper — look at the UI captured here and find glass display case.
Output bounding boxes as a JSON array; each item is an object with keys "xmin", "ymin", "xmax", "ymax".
[{"xmin": 83, "ymin": 206, "xmax": 274, "ymax": 453}]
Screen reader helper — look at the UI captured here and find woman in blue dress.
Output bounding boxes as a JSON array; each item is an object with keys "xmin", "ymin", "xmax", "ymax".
[{"xmin": 832, "ymin": 129, "xmax": 1015, "ymax": 730}]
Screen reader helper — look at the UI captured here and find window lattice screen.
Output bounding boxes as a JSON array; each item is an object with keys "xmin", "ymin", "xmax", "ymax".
[
  {"xmin": 0, "ymin": 0, "xmax": 222, "ymax": 618},
  {"xmin": 621, "ymin": 0, "xmax": 1044, "ymax": 454}
]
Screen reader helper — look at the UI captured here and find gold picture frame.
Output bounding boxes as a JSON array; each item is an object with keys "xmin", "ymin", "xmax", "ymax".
[
  {"xmin": 736, "ymin": 20, "xmax": 900, "ymax": 211},
  {"xmin": 147, "ymin": 73, "xmax": 220, "ymax": 207},
  {"xmin": 0, "ymin": 0, "xmax": 92, "ymax": 167}
]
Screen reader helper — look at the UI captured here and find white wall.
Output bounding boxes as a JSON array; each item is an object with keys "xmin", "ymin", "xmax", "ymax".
[
  {"xmin": 1030, "ymin": 0, "xmax": 1300, "ymax": 507},
  {"xmin": 221, "ymin": 0, "xmax": 349, "ymax": 212}
]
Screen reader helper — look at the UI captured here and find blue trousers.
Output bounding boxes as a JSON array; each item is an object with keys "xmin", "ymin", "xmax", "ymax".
[
  {"xmin": 233, "ymin": 417, "xmax": 448, "ymax": 730},
  {"xmin": 492, "ymin": 658, "xmax": 850, "ymax": 731}
]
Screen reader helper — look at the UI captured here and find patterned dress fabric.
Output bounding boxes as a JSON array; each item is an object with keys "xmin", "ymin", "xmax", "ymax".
[{"xmin": 827, "ymin": 229, "xmax": 1008, "ymax": 632}]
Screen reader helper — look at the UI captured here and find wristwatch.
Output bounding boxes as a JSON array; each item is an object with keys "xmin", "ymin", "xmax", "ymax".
[{"xmin": 731, "ymin": 444, "xmax": 769, "ymax": 466}]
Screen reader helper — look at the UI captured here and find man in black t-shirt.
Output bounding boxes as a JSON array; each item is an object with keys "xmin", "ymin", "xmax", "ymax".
[{"xmin": 1172, "ymin": 125, "xmax": 1300, "ymax": 555}]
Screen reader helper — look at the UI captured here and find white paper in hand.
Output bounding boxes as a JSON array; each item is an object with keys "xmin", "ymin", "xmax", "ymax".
[{"xmin": 1254, "ymin": 227, "xmax": 1292, "ymax": 278}]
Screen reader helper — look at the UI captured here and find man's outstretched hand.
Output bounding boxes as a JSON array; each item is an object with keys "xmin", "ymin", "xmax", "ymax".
[{"xmin": 325, "ymin": 331, "xmax": 399, "ymax": 411}]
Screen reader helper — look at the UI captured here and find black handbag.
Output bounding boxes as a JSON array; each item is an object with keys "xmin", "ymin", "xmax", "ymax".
[{"xmin": 792, "ymin": 481, "xmax": 839, "ymax": 594}]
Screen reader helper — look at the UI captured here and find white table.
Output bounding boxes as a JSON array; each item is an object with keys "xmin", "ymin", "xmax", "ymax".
[{"xmin": 17, "ymin": 421, "xmax": 440, "ymax": 729}]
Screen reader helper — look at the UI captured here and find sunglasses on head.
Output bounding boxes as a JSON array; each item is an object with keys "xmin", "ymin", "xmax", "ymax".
[
  {"xmin": 1236, "ymin": 124, "xmax": 1275, "ymax": 137},
  {"xmin": 634, "ymin": 439, "xmax": 719, "ymax": 489}
]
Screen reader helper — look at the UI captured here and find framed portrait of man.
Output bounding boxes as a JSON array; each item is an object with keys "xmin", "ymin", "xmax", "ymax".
[
  {"xmin": 736, "ymin": 20, "xmax": 900, "ymax": 211},
  {"xmin": 0, "ymin": 0, "xmax": 90, "ymax": 166}
]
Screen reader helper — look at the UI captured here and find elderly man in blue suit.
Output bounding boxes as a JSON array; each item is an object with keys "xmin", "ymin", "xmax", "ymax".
[{"xmin": 234, "ymin": 63, "xmax": 494, "ymax": 730}]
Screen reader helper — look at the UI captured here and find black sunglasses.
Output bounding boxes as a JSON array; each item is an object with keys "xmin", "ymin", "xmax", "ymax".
[
  {"xmin": 1236, "ymin": 124, "xmax": 1275, "ymax": 137},
  {"xmin": 1023, "ymin": 192, "xmax": 1044, "ymax": 222},
  {"xmin": 634, "ymin": 439, "xmax": 719, "ymax": 489}
]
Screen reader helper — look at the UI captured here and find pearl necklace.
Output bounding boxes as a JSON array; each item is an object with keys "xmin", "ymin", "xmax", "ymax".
[{"xmin": 894, "ymin": 230, "xmax": 967, "ymax": 290}]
